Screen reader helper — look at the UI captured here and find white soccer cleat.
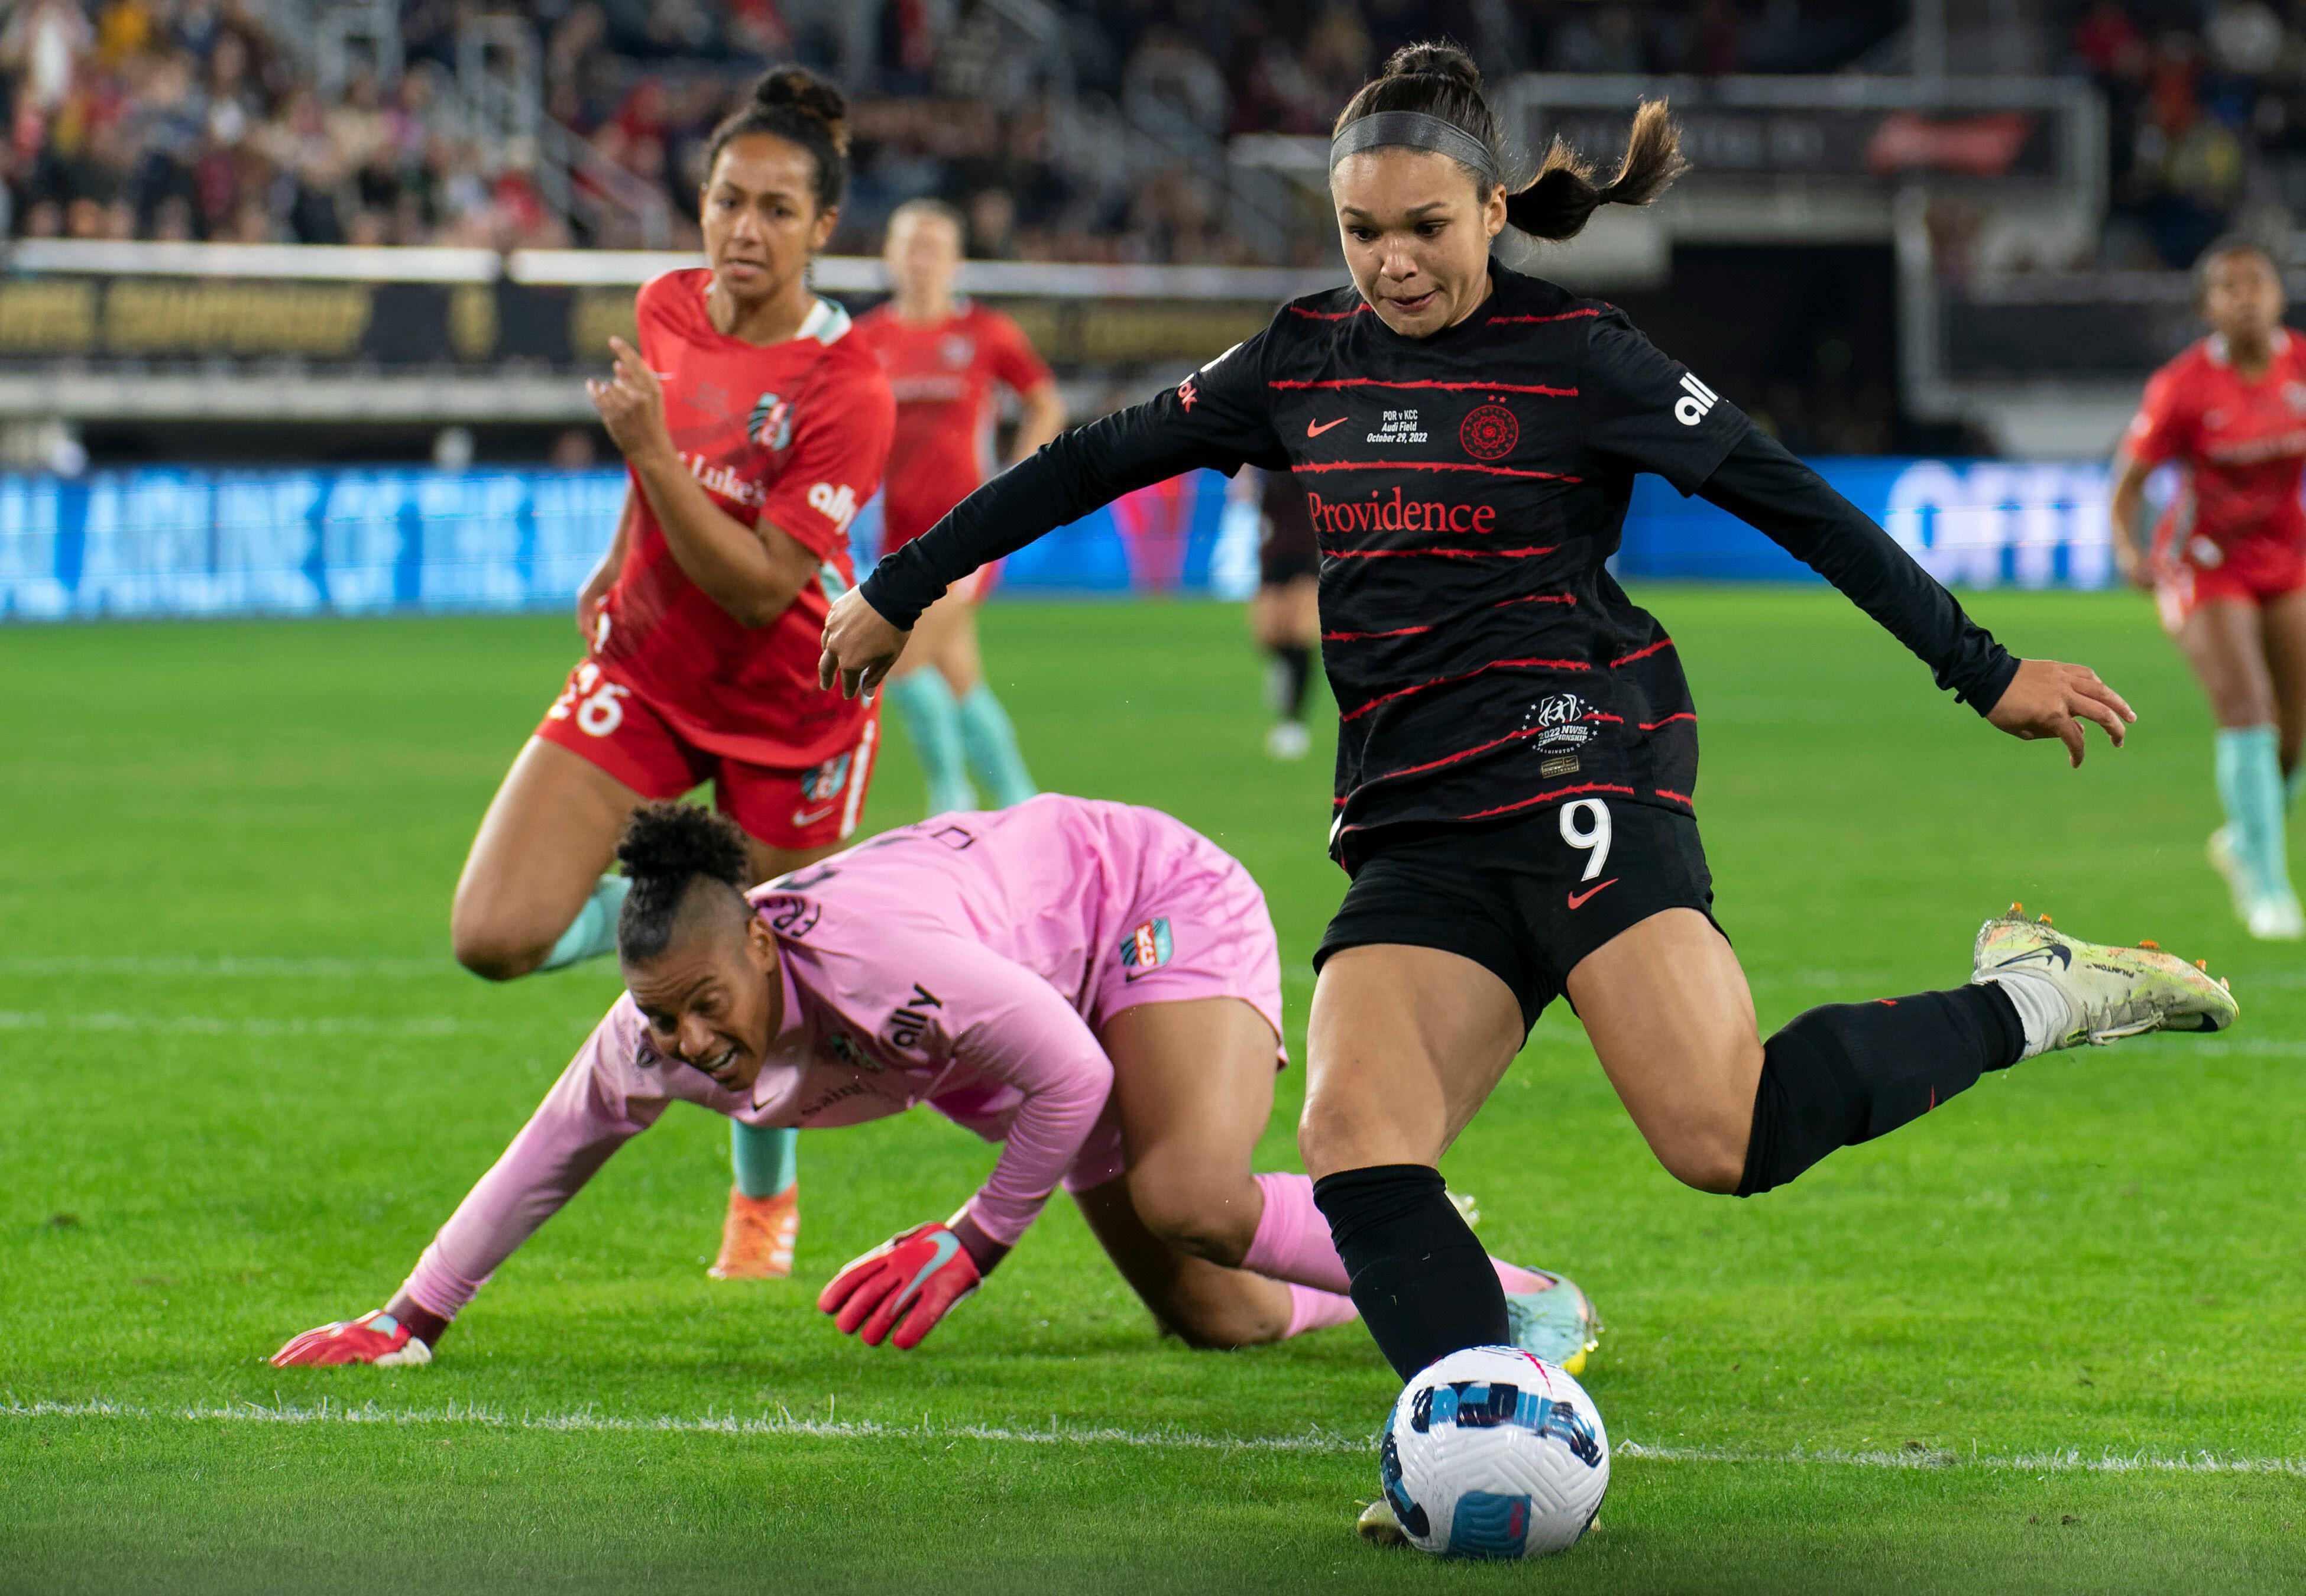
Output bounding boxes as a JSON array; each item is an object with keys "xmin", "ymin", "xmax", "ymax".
[
  {"xmin": 1973, "ymin": 905, "xmax": 2237, "ymax": 1049},
  {"xmin": 2207, "ymin": 827, "xmax": 2253, "ymax": 922},
  {"xmin": 2246, "ymin": 890, "xmax": 2305, "ymax": 942},
  {"xmin": 1265, "ymin": 721, "xmax": 1311, "ymax": 761}
]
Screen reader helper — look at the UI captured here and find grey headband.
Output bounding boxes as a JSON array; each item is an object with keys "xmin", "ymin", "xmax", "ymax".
[{"xmin": 1329, "ymin": 111, "xmax": 1499, "ymax": 187}]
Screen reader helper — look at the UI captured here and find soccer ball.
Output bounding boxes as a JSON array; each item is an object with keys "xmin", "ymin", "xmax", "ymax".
[{"xmin": 1378, "ymin": 1345, "xmax": 1610, "ymax": 1558}]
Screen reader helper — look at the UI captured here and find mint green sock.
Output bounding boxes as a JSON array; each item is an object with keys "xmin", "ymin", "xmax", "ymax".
[
  {"xmin": 2216, "ymin": 726, "xmax": 2291, "ymax": 901},
  {"xmin": 538, "ymin": 874, "xmax": 630, "ymax": 972},
  {"xmin": 886, "ymin": 670, "xmax": 977, "ymax": 815},
  {"xmin": 955, "ymin": 683, "xmax": 1037, "ymax": 808},
  {"xmin": 731, "ymin": 1121, "xmax": 798, "ymax": 1198}
]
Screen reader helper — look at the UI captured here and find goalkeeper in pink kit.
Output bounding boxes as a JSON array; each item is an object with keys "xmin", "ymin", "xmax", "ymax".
[{"xmin": 276, "ymin": 796, "xmax": 1596, "ymax": 1365}]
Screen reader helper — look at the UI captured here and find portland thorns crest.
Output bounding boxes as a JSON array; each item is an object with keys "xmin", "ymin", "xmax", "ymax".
[{"xmin": 1460, "ymin": 403, "xmax": 1518, "ymax": 460}]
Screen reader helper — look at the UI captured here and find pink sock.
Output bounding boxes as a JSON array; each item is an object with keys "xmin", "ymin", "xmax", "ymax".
[
  {"xmin": 1242, "ymin": 1172, "xmax": 1350, "ymax": 1293},
  {"xmin": 1492, "ymin": 1259, "xmax": 1553, "ymax": 1295},
  {"xmin": 1244, "ymin": 1171, "xmax": 1553, "ymax": 1299},
  {"xmin": 1282, "ymin": 1283, "xmax": 1360, "ymax": 1338}
]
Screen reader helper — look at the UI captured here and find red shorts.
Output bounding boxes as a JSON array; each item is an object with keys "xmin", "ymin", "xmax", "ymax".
[
  {"xmin": 535, "ymin": 660, "xmax": 879, "ymax": 852},
  {"xmin": 2155, "ymin": 534, "xmax": 2306, "ymax": 632}
]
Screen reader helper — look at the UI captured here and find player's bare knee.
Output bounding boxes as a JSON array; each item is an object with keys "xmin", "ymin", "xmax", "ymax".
[
  {"xmin": 1653, "ymin": 1123, "xmax": 1749, "ymax": 1195},
  {"xmin": 1127, "ymin": 1171, "xmax": 1252, "ymax": 1267},
  {"xmin": 1155, "ymin": 1292, "xmax": 1280, "ymax": 1351},
  {"xmin": 450, "ymin": 916, "xmax": 547, "ymax": 982}
]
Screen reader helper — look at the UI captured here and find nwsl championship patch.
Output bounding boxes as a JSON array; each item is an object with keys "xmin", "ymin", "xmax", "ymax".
[
  {"xmin": 1120, "ymin": 917, "xmax": 1174, "ymax": 981},
  {"xmin": 799, "ymin": 752, "xmax": 853, "ymax": 803}
]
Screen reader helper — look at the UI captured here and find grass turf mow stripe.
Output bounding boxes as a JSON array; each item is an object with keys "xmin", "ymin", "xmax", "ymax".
[{"xmin": 9, "ymin": 1400, "xmax": 2304, "ymax": 1477}]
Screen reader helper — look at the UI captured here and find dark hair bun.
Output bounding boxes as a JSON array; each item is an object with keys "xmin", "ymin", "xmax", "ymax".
[
  {"xmin": 1381, "ymin": 41, "xmax": 1483, "ymax": 92},
  {"xmin": 617, "ymin": 802, "xmax": 749, "ymax": 894},
  {"xmin": 752, "ymin": 66, "xmax": 848, "ymax": 151}
]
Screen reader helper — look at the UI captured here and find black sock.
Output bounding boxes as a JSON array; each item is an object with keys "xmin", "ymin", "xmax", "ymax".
[
  {"xmin": 1739, "ymin": 983, "xmax": 2024, "ymax": 1196},
  {"xmin": 1267, "ymin": 643, "xmax": 1311, "ymax": 721},
  {"xmin": 1312, "ymin": 1163, "xmax": 1507, "ymax": 1380}
]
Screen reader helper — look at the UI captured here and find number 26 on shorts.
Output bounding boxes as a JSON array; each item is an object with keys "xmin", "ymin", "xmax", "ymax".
[
  {"xmin": 547, "ymin": 662, "xmax": 630, "ymax": 739},
  {"xmin": 1560, "ymin": 799, "xmax": 1612, "ymax": 881}
]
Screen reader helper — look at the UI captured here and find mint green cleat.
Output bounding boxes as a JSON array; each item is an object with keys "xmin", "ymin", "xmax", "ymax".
[
  {"xmin": 1504, "ymin": 1269, "xmax": 1601, "ymax": 1376},
  {"xmin": 1973, "ymin": 905, "xmax": 2238, "ymax": 1047}
]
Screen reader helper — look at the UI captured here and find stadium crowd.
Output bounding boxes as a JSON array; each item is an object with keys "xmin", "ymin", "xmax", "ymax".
[
  {"xmin": 11, "ymin": 1, "xmax": 2298, "ymax": 273},
  {"xmin": 0, "ymin": 0, "xmax": 1897, "ymax": 262},
  {"xmin": 2073, "ymin": 0, "xmax": 2306, "ymax": 268}
]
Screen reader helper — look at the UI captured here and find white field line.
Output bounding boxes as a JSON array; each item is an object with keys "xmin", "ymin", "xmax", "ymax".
[
  {"xmin": 7, "ymin": 1399, "xmax": 2303, "ymax": 1476},
  {"xmin": 0, "ymin": 1010, "xmax": 510, "ymax": 1038},
  {"xmin": 0, "ymin": 955, "xmax": 449, "ymax": 979}
]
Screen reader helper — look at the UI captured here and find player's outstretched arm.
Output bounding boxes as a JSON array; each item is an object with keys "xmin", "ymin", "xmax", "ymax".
[
  {"xmin": 825, "ymin": 332, "xmax": 1287, "ymax": 699},
  {"xmin": 271, "ymin": 1010, "xmax": 666, "ymax": 1368}
]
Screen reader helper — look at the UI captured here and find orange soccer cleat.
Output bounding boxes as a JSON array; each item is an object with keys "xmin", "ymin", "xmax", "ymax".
[{"xmin": 709, "ymin": 1183, "xmax": 800, "ymax": 1280}]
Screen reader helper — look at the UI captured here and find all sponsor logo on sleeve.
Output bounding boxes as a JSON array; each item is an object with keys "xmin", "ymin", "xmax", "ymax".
[
  {"xmin": 807, "ymin": 481, "xmax": 860, "ymax": 531},
  {"xmin": 1177, "ymin": 375, "xmax": 1199, "ymax": 411},
  {"xmin": 1120, "ymin": 917, "xmax": 1174, "ymax": 981},
  {"xmin": 1673, "ymin": 372, "xmax": 1718, "ymax": 427},
  {"xmin": 887, "ymin": 982, "xmax": 943, "ymax": 1048},
  {"xmin": 1459, "ymin": 403, "xmax": 1518, "ymax": 460}
]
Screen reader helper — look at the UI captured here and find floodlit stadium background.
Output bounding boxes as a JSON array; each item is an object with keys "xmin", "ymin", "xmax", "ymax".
[{"xmin": 0, "ymin": 0, "xmax": 2267, "ymax": 614}]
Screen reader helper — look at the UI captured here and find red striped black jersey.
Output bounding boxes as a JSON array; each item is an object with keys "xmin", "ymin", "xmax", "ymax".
[{"xmin": 863, "ymin": 260, "xmax": 2014, "ymax": 863}]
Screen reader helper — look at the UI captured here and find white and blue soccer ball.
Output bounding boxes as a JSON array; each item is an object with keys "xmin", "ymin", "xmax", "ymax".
[{"xmin": 1378, "ymin": 1345, "xmax": 1610, "ymax": 1559}]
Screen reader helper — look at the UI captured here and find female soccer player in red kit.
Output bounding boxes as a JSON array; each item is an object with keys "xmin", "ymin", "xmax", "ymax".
[
  {"xmin": 2111, "ymin": 239, "xmax": 2306, "ymax": 939},
  {"xmin": 852, "ymin": 200, "xmax": 1066, "ymax": 815},
  {"xmin": 447, "ymin": 67, "xmax": 896, "ymax": 1278}
]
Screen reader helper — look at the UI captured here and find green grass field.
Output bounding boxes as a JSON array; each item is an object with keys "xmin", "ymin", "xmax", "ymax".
[{"xmin": 3, "ymin": 590, "xmax": 2302, "ymax": 1595}]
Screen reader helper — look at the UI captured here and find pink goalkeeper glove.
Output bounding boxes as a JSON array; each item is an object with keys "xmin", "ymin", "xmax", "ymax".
[
  {"xmin": 817, "ymin": 1222, "xmax": 983, "ymax": 1350},
  {"xmin": 271, "ymin": 1309, "xmax": 433, "ymax": 1368}
]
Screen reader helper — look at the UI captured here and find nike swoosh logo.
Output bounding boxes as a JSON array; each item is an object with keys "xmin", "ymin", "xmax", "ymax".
[
  {"xmin": 1306, "ymin": 416, "xmax": 1349, "ymax": 437},
  {"xmin": 1566, "ymin": 878, "xmax": 1618, "ymax": 910},
  {"xmin": 892, "ymin": 1229, "xmax": 963, "ymax": 1312},
  {"xmin": 1994, "ymin": 943, "xmax": 2072, "ymax": 971},
  {"xmin": 791, "ymin": 803, "xmax": 838, "ymax": 826}
]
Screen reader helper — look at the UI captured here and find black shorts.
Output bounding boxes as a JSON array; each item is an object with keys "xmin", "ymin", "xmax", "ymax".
[
  {"xmin": 1259, "ymin": 517, "xmax": 1319, "ymax": 586},
  {"xmin": 1314, "ymin": 798, "xmax": 1718, "ymax": 1033}
]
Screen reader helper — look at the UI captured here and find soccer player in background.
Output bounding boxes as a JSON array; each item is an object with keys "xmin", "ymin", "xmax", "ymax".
[
  {"xmin": 446, "ymin": 67, "xmax": 896, "ymax": 1281},
  {"xmin": 1245, "ymin": 465, "xmax": 1322, "ymax": 760},
  {"xmin": 823, "ymin": 43, "xmax": 2237, "ymax": 1456},
  {"xmin": 2109, "ymin": 238, "xmax": 2306, "ymax": 939},
  {"xmin": 853, "ymin": 200, "xmax": 1066, "ymax": 815},
  {"xmin": 274, "ymin": 799, "xmax": 1595, "ymax": 1368}
]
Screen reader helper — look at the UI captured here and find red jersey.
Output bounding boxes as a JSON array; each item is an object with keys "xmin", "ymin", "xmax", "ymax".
[
  {"xmin": 595, "ymin": 269, "xmax": 895, "ymax": 767},
  {"xmin": 2126, "ymin": 329, "xmax": 2306, "ymax": 554},
  {"xmin": 851, "ymin": 299, "xmax": 1052, "ymax": 546}
]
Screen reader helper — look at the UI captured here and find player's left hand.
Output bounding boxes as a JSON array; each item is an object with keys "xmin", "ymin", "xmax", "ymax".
[
  {"xmin": 817, "ymin": 1221, "xmax": 982, "ymax": 1350},
  {"xmin": 585, "ymin": 336, "xmax": 672, "ymax": 463},
  {"xmin": 818, "ymin": 588, "xmax": 911, "ymax": 700},
  {"xmin": 1986, "ymin": 658, "xmax": 2135, "ymax": 768},
  {"xmin": 270, "ymin": 1309, "xmax": 433, "ymax": 1368}
]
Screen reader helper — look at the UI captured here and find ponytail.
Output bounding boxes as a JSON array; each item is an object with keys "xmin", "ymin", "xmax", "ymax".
[
  {"xmin": 1334, "ymin": 42, "xmax": 1685, "ymax": 245},
  {"xmin": 615, "ymin": 802, "xmax": 752, "ymax": 964},
  {"xmin": 1505, "ymin": 100, "xmax": 1686, "ymax": 242}
]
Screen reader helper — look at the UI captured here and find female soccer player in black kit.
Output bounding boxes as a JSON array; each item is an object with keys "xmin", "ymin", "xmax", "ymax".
[{"xmin": 821, "ymin": 45, "xmax": 2237, "ymax": 1397}]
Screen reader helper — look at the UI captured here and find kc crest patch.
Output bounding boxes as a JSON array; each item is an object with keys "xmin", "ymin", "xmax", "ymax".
[
  {"xmin": 749, "ymin": 391, "xmax": 794, "ymax": 450},
  {"xmin": 1120, "ymin": 917, "xmax": 1174, "ymax": 980}
]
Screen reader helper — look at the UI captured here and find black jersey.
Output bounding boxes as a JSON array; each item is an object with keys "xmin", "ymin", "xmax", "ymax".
[{"xmin": 861, "ymin": 260, "xmax": 2017, "ymax": 864}]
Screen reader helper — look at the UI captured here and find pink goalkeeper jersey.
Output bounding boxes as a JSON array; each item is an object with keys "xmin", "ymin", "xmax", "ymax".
[{"xmin": 398, "ymin": 796, "xmax": 1282, "ymax": 1323}]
